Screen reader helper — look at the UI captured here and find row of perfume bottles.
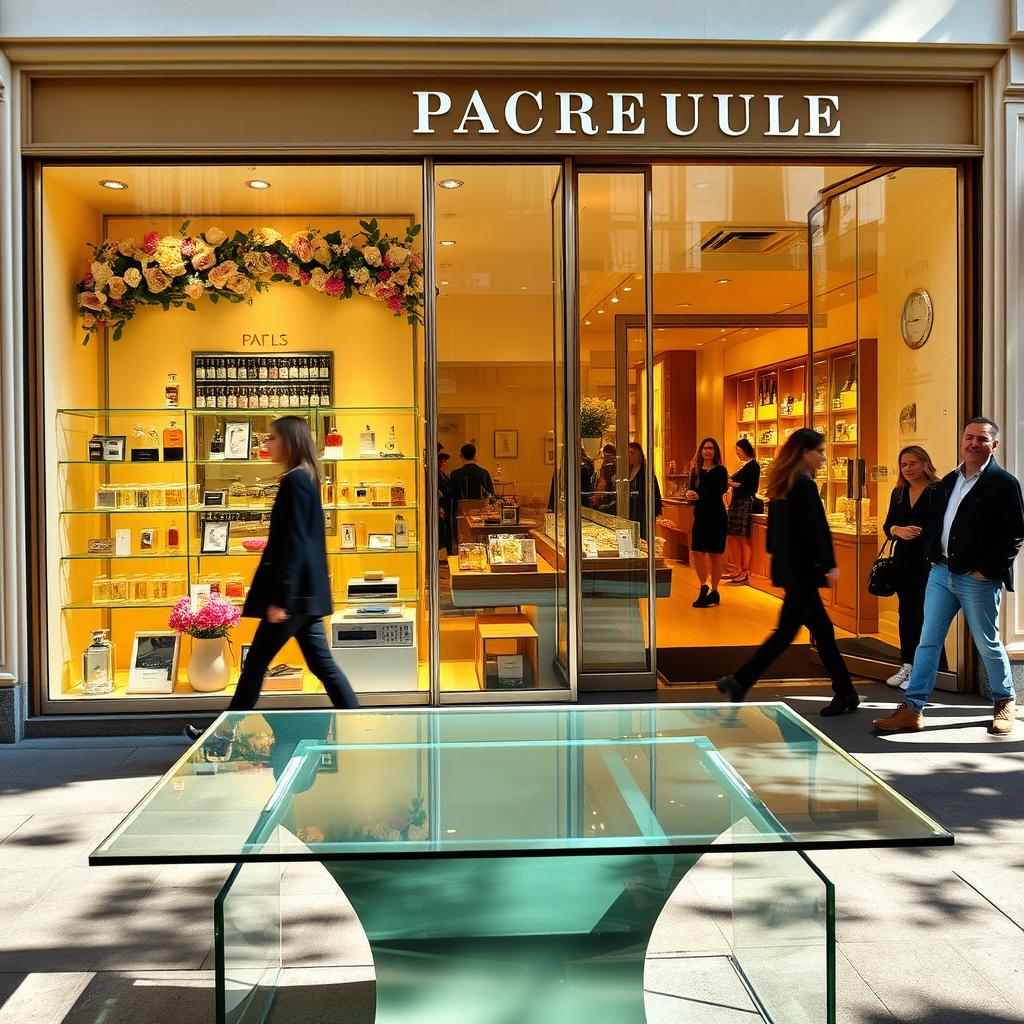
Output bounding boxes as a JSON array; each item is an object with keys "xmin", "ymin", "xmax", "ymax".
[
  {"xmin": 757, "ymin": 376, "xmax": 778, "ymax": 406},
  {"xmin": 195, "ymin": 385, "xmax": 333, "ymax": 410},
  {"xmin": 195, "ymin": 355, "xmax": 331, "ymax": 382}
]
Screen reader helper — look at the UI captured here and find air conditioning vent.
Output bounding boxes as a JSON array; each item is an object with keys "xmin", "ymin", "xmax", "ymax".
[{"xmin": 700, "ymin": 226, "xmax": 804, "ymax": 255}]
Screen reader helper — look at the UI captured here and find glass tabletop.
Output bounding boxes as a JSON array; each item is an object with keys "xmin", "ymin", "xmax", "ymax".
[{"xmin": 90, "ymin": 704, "xmax": 952, "ymax": 864}]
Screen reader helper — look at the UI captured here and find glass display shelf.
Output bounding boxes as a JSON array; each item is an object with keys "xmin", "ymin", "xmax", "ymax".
[
  {"xmin": 61, "ymin": 508, "xmax": 191, "ymax": 515},
  {"xmin": 193, "ymin": 457, "xmax": 418, "ymax": 465},
  {"xmin": 59, "ymin": 406, "xmax": 418, "ymax": 415},
  {"xmin": 187, "ymin": 546, "xmax": 420, "ymax": 558},
  {"xmin": 61, "ymin": 553, "xmax": 190, "ymax": 561},
  {"xmin": 65, "ymin": 601, "xmax": 183, "ymax": 610},
  {"xmin": 57, "ymin": 460, "xmax": 191, "ymax": 466},
  {"xmin": 325, "ymin": 504, "xmax": 420, "ymax": 513}
]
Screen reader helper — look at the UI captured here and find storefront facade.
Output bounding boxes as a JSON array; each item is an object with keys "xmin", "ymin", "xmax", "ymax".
[{"xmin": 2, "ymin": 8, "xmax": 1024, "ymax": 729}]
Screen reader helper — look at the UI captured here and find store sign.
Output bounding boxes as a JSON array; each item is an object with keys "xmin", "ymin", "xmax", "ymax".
[{"xmin": 413, "ymin": 90, "xmax": 841, "ymax": 139}]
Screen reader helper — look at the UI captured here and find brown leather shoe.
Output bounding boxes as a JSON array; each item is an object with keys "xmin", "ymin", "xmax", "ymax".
[
  {"xmin": 872, "ymin": 703, "xmax": 924, "ymax": 733},
  {"xmin": 990, "ymin": 700, "xmax": 1017, "ymax": 736}
]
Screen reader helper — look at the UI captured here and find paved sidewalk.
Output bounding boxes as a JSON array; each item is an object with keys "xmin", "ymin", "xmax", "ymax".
[{"xmin": 0, "ymin": 684, "xmax": 1022, "ymax": 1024}]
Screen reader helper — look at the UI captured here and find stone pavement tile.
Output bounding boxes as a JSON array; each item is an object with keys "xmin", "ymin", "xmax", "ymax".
[
  {"xmin": 153, "ymin": 862, "xmax": 232, "ymax": 889},
  {"xmin": 273, "ymin": 966, "xmax": 374, "ymax": 1024},
  {"xmin": 282, "ymin": 859, "xmax": 347, "ymax": 896},
  {"xmin": 0, "ymin": 972, "xmax": 94, "ymax": 1024},
  {"xmin": 648, "ymin": 878, "xmax": 731, "ymax": 955},
  {"xmin": 0, "ymin": 776, "xmax": 155, "ymax": 817},
  {"xmin": 956, "ymin": 938, "xmax": 1024, "ymax": 1006},
  {"xmin": 0, "ymin": 746, "xmax": 135, "ymax": 778},
  {"xmin": 840, "ymin": 939, "xmax": 1019, "ymax": 1023},
  {"xmin": 834, "ymin": 948, "xmax": 895, "ymax": 1024},
  {"xmin": 0, "ymin": 816, "xmax": 29, "ymax": 844},
  {"xmin": 0, "ymin": 812, "xmax": 124, "ymax": 870},
  {"xmin": 0, "ymin": 869, "xmax": 67, "ymax": 938},
  {"xmin": 644, "ymin": 955, "xmax": 759, "ymax": 1023},
  {"xmin": 950, "ymin": 857, "xmax": 1024, "ymax": 929},
  {"xmin": 281, "ymin": 893, "xmax": 373, "ymax": 968},
  {"xmin": 105, "ymin": 745, "xmax": 188, "ymax": 779}
]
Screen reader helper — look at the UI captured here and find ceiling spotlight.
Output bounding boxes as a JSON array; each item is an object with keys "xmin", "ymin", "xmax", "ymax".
[
  {"xmin": 715, "ymin": 278, "xmax": 731, "ymax": 285},
  {"xmin": 440, "ymin": 262, "xmax": 453, "ymax": 269},
  {"xmin": 610, "ymin": 293, "xmax": 619, "ymax": 304},
  {"xmin": 676, "ymin": 302, "xmax": 691, "ymax": 309},
  {"xmin": 584, "ymin": 319, "xmax": 592, "ymax": 326},
  {"xmin": 99, "ymin": 179, "xmax": 128, "ymax": 190},
  {"xmin": 245, "ymin": 179, "xmax": 271, "ymax": 190},
  {"xmin": 695, "ymin": 181, "xmax": 713, "ymax": 190},
  {"xmin": 720, "ymin": 328, "xmax": 726, "ymax": 333},
  {"xmin": 597, "ymin": 308, "xmax": 605, "ymax": 314},
  {"xmin": 622, "ymin": 286, "xmax": 632, "ymax": 293},
  {"xmin": 440, "ymin": 280, "xmax": 450, "ymax": 285},
  {"xmin": 521, "ymin": 286, "xmax": 528, "ymax": 291},
  {"xmin": 438, "ymin": 178, "xmax": 465, "ymax": 190},
  {"xmin": 440, "ymin": 239, "xmax": 457, "ymax": 247}
]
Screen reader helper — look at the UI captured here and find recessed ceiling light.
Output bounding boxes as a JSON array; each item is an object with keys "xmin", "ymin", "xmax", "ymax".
[
  {"xmin": 676, "ymin": 302, "xmax": 691, "ymax": 309},
  {"xmin": 245, "ymin": 179, "xmax": 271, "ymax": 190},
  {"xmin": 597, "ymin": 308, "xmax": 605, "ymax": 314},
  {"xmin": 695, "ymin": 181, "xmax": 713, "ymax": 190},
  {"xmin": 440, "ymin": 280, "xmax": 450, "ymax": 285},
  {"xmin": 720, "ymin": 328, "xmax": 726, "ymax": 333},
  {"xmin": 610, "ymin": 294, "xmax": 619, "ymax": 304},
  {"xmin": 584, "ymin": 319, "xmax": 592, "ymax": 326},
  {"xmin": 440, "ymin": 240, "xmax": 456, "ymax": 247},
  {"xmin": 622, "ymin": 285, "xmax": 632, "ymax": 293},
  {"xmin": 99, "ymin": 179, "xmax": 128, "ymax": 190},
  {"xmin": 839, "ymin": 291, "xmax": 846, "ymax": 297},
  {"xmin": 438, "ymin": 179, "xmax": 464, "ymax": 190},
  {"xmin": 521, "ymin": 286, "xmax": 528, "ymax": 291},
  {"xmin": 440, "ymin": 262, "xmax": 453, "ymax": 268},
  {"xmin": 716, "ymin": 278, "xmax": 731, "ymax": 285}
]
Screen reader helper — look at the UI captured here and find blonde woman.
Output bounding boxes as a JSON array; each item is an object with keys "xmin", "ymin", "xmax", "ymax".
[
  {"xmin": 881, "ymin": 445, "xmax": 947, "ymax": 689},
  {"xmin": 717, "ymin": 428, "xmax": 859, "ymax": 717},
  {"xmin": 185, "ymin": 416, "xmax": 357, "ymax": 740}
]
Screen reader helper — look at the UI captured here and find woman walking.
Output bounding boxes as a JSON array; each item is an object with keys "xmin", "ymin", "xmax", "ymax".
[
  {"xmin": 716, "ymin": 428, "xmax": 859, "ymax": 716},
  {"xmin": 882, "ymin": 445, "xmax": 948, "ymax": 689},
  {"xmin": 185, "ymin": 416, "xmax": 357, "ymax": 740},
  {"xmin": 626, "ymin": 441, "xmax": 663, "ymax": 540},
  {"xmin": 724, "ymin": 438, "xmax": 761, "ymax": 584},
  {"xmin": 685, "ymin": 437, "xmax": 729, "ymax": 607}
]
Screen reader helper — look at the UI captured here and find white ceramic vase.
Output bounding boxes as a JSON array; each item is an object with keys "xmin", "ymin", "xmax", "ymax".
[
  {"xmin": 188, "ymin": 636, "xmax": 231, "ymax": 692},
  {"xmin": 581, "ymin": 436, "xmax": 602, "ymax": 460}
]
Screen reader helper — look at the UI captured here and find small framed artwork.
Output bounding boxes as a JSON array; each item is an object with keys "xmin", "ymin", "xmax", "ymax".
[
  {"xmin": 126, "ymin": 631, "xmax": 180, "ymax": 694},
  {"xmin": 500, "ymin": 503, "xmax": 520, "ymax": 526},
  {"xmin": 224, "ymin": 421, "xmax": 252, "ymax": 460},
  {"xmin": 203, "ymin": 490, "xmax": 227, "ymax": 507},
  {"xmin": 201, "ymin": 519, "xmax": 231, "ymax": 554},
  {"xmin": 316, "ymin": 750, "xmax": 338, "ymax": 774},
  {"xmin": 494, "ymin": 429, "xmax": 518, "ymax": 459},
  {"xmin": 139, "ymin": 528, "xmax": 156, "ymax": 552},
  {"xmin": 341, "ymin": 524, "xmax": 357, "ymax": 550},
  {"xmin": 101, "ymin": 436, "xmax": 126, "ymax": 462},
  {"xmin": 368, "ymin": 533, "xmax": 394, "ymax": 550},
  {"xmin": 87, "ymin": 538, "xmax": 114, "ymax": 554}
]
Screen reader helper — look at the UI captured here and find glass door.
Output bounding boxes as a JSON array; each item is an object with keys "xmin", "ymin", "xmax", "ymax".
[{"xmin": 809, "ymin": 168, "xmax": 961, "ymax": 687}]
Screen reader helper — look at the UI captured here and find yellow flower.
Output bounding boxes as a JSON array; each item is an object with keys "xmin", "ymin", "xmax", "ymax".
[
  {"xmin": 410, "ymin": 274, "xmax": 424, "ymax": 295},
  {"xmin": 184, "ymin": 280, "xmax": 206, "ymax": 301},
  {"xmin": 191, "ymin": 244, "xmax": 216, "ymax": 272},
  {"xmin": 82, "ymin": 312, "xmax": 97, "ymax": 328},
  {"xmin": 117, "ymin": 238, "xmax": 139, "ymax": 258},
  {"xmin": 243, "ymin": 251, "xmax": 273, "ymax": 276},
  {"xmin": 90, "ymin": 261, "xmax": 113, "ymax": 287},
  {"xmin": 143, "ymin": 267, "xmax": 171, "ymax": 293},
  {"xmin": 123, "ymin": 267, "xmax": 142, "ymax": 288},
  {"xmin": 362, "ymin": 245, "xmax": 382, "ymax": 267},
  {"xmin": 225, "ymin": 272, "xmax": 252, "ymax": 296},
  {"xmin": 392, "ymin": 266, "xmax": 410, "ymax": 286},
  {"xmin": 106, "ymin": 276, "xmax": 127, "ymax": 300},
  {"xmin": 309, "ymin": 268, "xmax": 328, "ymax": 293},
  {"xmin": 385, "ymin": 245, "xmax": 409, "ymax": 267},
  {"xmin": 253, "ymin": 227, "xmax": 282, "ymax": 247},
  {"xmin": 154, "ymin": 238, "xmax": 186, "ymax": 277},
  {"xmin": 204, "ymin": 227, "xmax": 227, "ymax": 246},
  {"xmin": 311, "ymin": 238, "xmax": 332, "ymax": 266},
  {"xmin": 207, "ymin": 260, "xmax": 238, "ymax": 290},
  {"xmin": 352, "ymin": 267, "xmax": 370, "ymax": 285}
]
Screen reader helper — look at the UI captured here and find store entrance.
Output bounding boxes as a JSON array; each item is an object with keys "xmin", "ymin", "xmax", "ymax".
[{"xmin": 575, "ymin": 164, "xmax": 965, "ymax": 687}]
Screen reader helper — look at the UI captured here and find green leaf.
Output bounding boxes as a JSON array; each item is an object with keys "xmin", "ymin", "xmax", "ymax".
[
  {"xmin": 180, "ymin": 219, "xmax": 191, "ymax": 235},
  {"xmin": 185, "ymin": 302, "xmax": 196, "ymax": 311},
  {"xmin": 209, "ymin": 293, "xmax": 219, "ymax": 304},
  {"xmin": 82, "ymin": 334, "xmax": 90, "ymax": 346},
  {"xmin": 112, "ymin": 325, "xmax": 123, "ymax": 341},
  {"xmin": 409, "ymin": 224, "xmax": 422, "ymax": 236},
  {"xmin": 232, "ymin": 230, "xmax": 247, "ymax": 244},
  {"xmin": 359, "ymin": 220, "xmax": 372, "ymax": 231}
]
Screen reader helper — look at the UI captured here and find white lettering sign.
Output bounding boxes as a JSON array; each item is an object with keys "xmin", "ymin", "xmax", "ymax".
[{"xmin": 413, "ymin": 89, "xmax": 842, "ymax": 139}]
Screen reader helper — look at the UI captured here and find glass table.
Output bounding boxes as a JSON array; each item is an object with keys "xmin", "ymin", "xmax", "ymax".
[{"xmin": 91, "ymin": 704, "xmax": 951, "ymax": 1024}]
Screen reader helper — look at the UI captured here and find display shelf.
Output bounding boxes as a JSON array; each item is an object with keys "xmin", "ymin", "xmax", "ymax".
[
  {"xmin": 65, "ymin": 600, "xmax": 183, "ymax": 610},
  {"xmin": 186, "ymin": 546, "xmax": 420, "ymax": 558},
  {"xmin": 61, "ymin": 508, "xmax": 190, "ymax": 515},
  {"xmin": 193, "ymin": 457, "xmax": 417, "ymax": 465},
  {"xmin": 59, "ymin": 405, "xmax": 417, "ymax": 415},
  {"xmin": 61, "ymin": 553, "xmax": 189, "ymax": 561},
  {"xmin": 58, "ymin": 460, "xmax": 191, "ymax": 466},
  {"xmin": 324, "ymin": 504, "xmax": 420, "ymax": 512}
]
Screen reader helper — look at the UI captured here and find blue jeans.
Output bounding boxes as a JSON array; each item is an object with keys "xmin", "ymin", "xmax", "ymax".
[{"xmin": 904, "ymin": 563, "xmax": 1015, "ymax": 709}]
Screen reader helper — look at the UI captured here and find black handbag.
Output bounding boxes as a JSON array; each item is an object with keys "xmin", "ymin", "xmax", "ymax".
[
  {"xmin": 750, "ymin": 496, "xmax": 765, "ymax": 515},
  {"xmin": 866, "ymin": 538, "xmax": 899, "ymax": 597}
]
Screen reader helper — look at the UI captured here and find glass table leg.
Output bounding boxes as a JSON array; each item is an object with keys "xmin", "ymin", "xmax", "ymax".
[
  {"xmin": 215, "ymin": 860, "xmax": 283, "ymax": 1024},
  {"xmin": 329, "ymin": 852, "xmax": 697, "ymax": 1024},
  {"xmin": 731, "ymin": 848, "xmax": 836, "ymax": 1024}
]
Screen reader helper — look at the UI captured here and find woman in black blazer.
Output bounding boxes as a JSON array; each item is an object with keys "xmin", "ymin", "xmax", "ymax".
[
  {"xmin": 717, "ymin": 428, "xmax": 859, "ymax": 717},
  {"xmin": 186, "ymin": 417, "xmax": 357, "ymax": 738},
  {"xmin": 684, "ymin": 437, "xmax": 729, "ymax": 607},
  {"xmin": 882, "ymin": 445, "xmax": 947, "ymax": 688}
]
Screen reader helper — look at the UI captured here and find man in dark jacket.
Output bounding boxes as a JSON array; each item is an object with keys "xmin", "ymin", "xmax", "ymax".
[
  {"xmin": 449, "ymin": 443, "xmax": 496, "ymax": 501},
  {"xmin": 874, "ymin": 417, "xmax": 1024, "ymax": 736}
]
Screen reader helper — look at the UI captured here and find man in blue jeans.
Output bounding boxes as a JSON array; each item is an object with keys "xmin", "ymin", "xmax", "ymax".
[{"xmin": 873, "ymin": 418, "xmax": 1024, "ymax": 736}]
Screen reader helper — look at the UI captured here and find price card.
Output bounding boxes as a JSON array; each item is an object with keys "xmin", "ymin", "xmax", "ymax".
[{"xmin": 616, "ymin": 529, "xmax": 636, "ymax": 558}]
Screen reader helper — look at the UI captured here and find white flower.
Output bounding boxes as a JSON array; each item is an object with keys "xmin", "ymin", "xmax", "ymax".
[
  {"xmin": 362, "ymin": 245, "xmax": 382, "ymax": 267},
  {"xmin": 123, "ymin": 267, "xmax": 142, "ymax": 288}
]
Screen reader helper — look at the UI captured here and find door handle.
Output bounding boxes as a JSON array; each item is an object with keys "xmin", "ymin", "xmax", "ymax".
[
  {"xmin": 858, "ymin": 459, "xmax": 866, "ymax": 497},
  {"xmin": 846, "ymin": 457, "xmax": 854, "ymax": 500}
]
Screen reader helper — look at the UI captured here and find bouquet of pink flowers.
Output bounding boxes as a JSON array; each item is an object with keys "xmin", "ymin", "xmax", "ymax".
[{"xmin": 169, "ymin": 594, "xmax": 241, "ymax": 639}]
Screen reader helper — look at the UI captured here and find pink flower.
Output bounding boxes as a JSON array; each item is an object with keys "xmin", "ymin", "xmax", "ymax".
[
  {"xmin": 324, "ymin": 273, "xmax": 346, "ymax": 296},
  {"xmin": 95, "ymin": 319, "xmax": 108, "ymax": 328},
  {"xmin": 408, "ymin": 252, "xmax": 423, "ymax": 272},
  {"xmin": 378, "ymin": 269, "xmax": 392, "ymax": 282},
  {"xmin": 299, "ymin": 269, "xmax": 311, "ymax": 286},
  {"xmin": 180, "ymin": 237, "xmax": 197, "ymax": 259},
  {"xmin": 387, "ymin": 294, "xmax": 404, "ymax": 313},
  {"xmin": 142, "ymin": 231, "xmax": 160, "ymax": 255},
  {"xmin": 271, "ymin": 255, "xmax": 290, "ymax": 276},
  {"xmin": 290, "ymin": 235, "xmax": 313, "ymax": 262},
  {"xmin": 83, "ymin": 272, "xmax": 95, "ymax": 288}
]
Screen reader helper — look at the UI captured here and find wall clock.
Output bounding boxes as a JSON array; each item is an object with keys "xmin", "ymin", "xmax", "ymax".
[{"xmin": 901, "ymin": 288, "xmax": 933, "ymax": 349}]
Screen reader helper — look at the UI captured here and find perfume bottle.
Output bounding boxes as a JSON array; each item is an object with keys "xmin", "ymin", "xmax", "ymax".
[
  {"xmin": 165, "ymin": 372, "xmax": 180, "ymax": 408},
  {"xmin": 166, "ymin": 519, "xmax": 180, "ymax": 553},
  {"xmin": 162, "ymin": 420, "xmax": 184, "ymax": 461},
  {"xmin": 210, "ymin": 427, "xmax": 225, "ymax": 458},
  {"xmin": 355, "ymin": 521, "xmax": 368, "ymax": 548},
  {"xmin": 81, "ymin": 629, "xmax": 116, "ymax": 695},
  {"xmin": 324, "ymin": 422, "xmax": 343, "ymax": 458},
  {"xmin": 394, "ymin": 513, "xmax": 409, "ymax": 548},
  {"xmin": 380, "ymin": 425, "xmax": 401, "ymax": 458},
  {"xmin": 130, "ymin": 424, "xmax": 159, "ymax": 462}
]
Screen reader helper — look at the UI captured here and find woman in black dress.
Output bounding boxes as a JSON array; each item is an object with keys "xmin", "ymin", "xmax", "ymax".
[
  {"xmin": 185, "ymin": 416, "xmax": 358, "ymax": 740},
  {"xmin": 724, "ymin": 438, "xmax": 761, "ymax": 585},
  {"xmin": 717, "ymin": 428, "xmax": 859, "ymax": 717},
  {"xmin": 438, "ymin": 451, "xmax": 454, "ymax": 558},
  {"xmin": 882, "ymin": 444, "xmax": 947, "ymax": 689},
  {"xmin": 684, "ymin": 437, "xmax": 729, "ymax": 607},
  {"xmin": 626, "ymin": 441, "xmax": 663, "ymax": 540}
]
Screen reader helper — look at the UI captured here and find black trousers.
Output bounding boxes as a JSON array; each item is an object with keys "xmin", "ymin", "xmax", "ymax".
[
  {"xmin": 734, "ymin": 584, "xmax": 855, "ymax": 697},
  {"xmin": 229, "ymin": 615, "xmax": 359, "ymax": 711},
  {"xmin": 896, "ymin": 563, "xmax": 949, "ymax": 670}
]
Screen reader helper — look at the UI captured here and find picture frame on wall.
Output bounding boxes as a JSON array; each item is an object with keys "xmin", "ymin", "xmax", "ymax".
[
  {"xmin": 224, "ymin": 422, "xmax": 251, "ymax": 460},
  {"xmin": 494, "ymin": 429, "xmax": 518, "ymax": 459},
  {"xmin": 368, "ymin": 533, "xmax": 395, "ymax": 550},
  {"xmin": 341, "ymin": 524, "xmax": 357, "ymax": 550},
  {"xmin": 126, "ymin": 631, "xmax": 180, "ymax": 694},
  {"xmin": 201, "ymin": 519, "xmax": 231, "ymax": 554}
]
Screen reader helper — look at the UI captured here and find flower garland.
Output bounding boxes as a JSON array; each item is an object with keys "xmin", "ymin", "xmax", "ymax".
[{"xmin": 76, "ymin": 218, "xmax": 424, "ymax": 343}]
